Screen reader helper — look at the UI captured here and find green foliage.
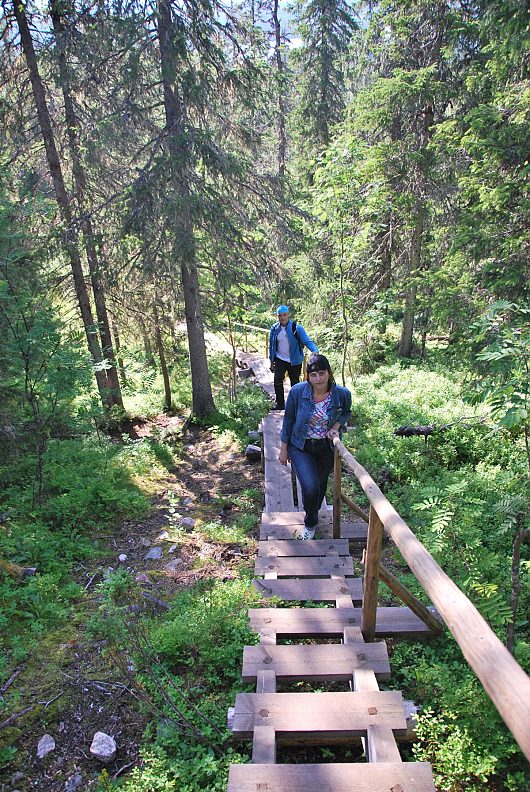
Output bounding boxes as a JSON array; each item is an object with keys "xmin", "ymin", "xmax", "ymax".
[
  {"xmin": 109, "ymin": 744, "xmax": 246, "ymax": 792},
  {"xmin": 196, "ymin": 382, "xmax": 270, "ymax": 446},
  {"xmin": 153, "ymin": 576, "xmax": 259, "ymax": 688},
  {"xmin": 0, "ymin": 436, "xmax": 168, "ymax": 663},
  {"xmin": 467, "ymin": 303, "xmax": 530, "ymax": 448}
]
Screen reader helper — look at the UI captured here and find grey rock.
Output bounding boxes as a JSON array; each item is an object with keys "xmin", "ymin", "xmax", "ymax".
[
  {"xmin": 144, "ymin": 546, "xmax": 163, "ymax": 560},
  {"xmin": 118, "ymin": 553, "xmax": 128, "ymax": 563},
  {"xmin": 179, "ymin": 517, "xmax": 195, "ymax": 528},
  {"xmin": 65, "ymin": 774, "xmax": 83, "ymax": 792},
  {"xmin": 182, "ymin": 497, "xmax": 193, "ymax": 505},
  {"xmin": 89, "ymin": 731, "xmax": 116, "ymax": 763},
  {"xmin": 102, "ymin": 567, "xmax": 114, "ymax": 580},
  {"xmin": 37, "ymin": 734, "xmax": 55, "ymax": 759},
  {"xmin": 157, "ymin": 530, "xmax": 170, "ymax": 541},
  {"xmin": 168, "ymin": 544, "xmax": 178, "ymax": 553},
  {"xmin": 10, "ymin": 771, "xmax": 24, "ymax": 785},
  {"xmin": 135, "ymin": 572, "xmax": 151, "ymax": 584},
  {"xmin": 138, "ymin": 537, "xmax": 151, "ymax": 548},
  {"xmin": 165, "ymin": 558, "xmax": 183, "ymax": 572},
  {"xmin": 245, "ymin": 444, "xmax": 262, "ymax": 462}
]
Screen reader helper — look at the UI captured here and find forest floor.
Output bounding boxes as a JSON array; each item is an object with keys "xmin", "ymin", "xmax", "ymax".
[{"xmin": 1, "ymin": 421, "xmax": 263, "ymax": 792}]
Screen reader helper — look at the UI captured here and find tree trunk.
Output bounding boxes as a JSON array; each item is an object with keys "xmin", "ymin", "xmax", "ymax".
[
  {"xmin": 153, "ymin": 301, "xmax": 172, "ymax": 411},
  {"xmin": 12, "ymin": 0, "xmax": 111, "ymax": 409},
  {"xmin": 507, "ymin": 527, "xmax": 530, "ymax": 655},
  {"xmin": 273, "ymin": 0, "xmax": 287, "ymax": 181},
  {"xmin": 157, "ymin": 0, "xmax": 215, "ymax": 417},
  {"xmin": 50, "ymin": 3, "xmax": 124, "ymax": 409},
  {"xmin": 398, "ymin": 207, "xmax": 422, "ymax": 358},
  {"xmin": 112, "ymin": 319, "xmax": 128, "ymax": 386},
  {"xmin": 140, "ymin": 319, "xmax": 156, "ymax": 367}
]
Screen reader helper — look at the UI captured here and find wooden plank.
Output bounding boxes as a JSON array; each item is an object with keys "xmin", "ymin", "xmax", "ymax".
[
  {"xmin": 253, "ymin": 577, "xmax": 362, "ymax": 604},
  {"xmin": 255, "ymin": 556, "xmax": 354, "ymax": 577},
  {"xmin": 231, "ymin": 691, "xmax": 407, "ymax": 739},
  {"xmin": 259, "ymin": 520, "xmax": 366, "ymax": 541},
  {"xmin": 228, "ymin": 762, "xmax": 436, "ymax": 792},
  {"xmin": 262, "ymin": 511, "xmax": 328, "ymax": 525},
  {"xmin": 258, "ymin": 539, "xmax": 350, "ymax": 556},
  {"xmin": 367, "ymin": 724, "xmax": 402, "ymax": 763},
  {"xmin": 256, "ymin": 670, "xmax": 276, "ymax": 693},
  {"xmin": 340, "ymin": 520, "xmax": 369, "ymax": 541},
  {"xmin": 262, "ymin": 424, "xmax": 294, "ymax": 513},
  {"xmin": 242, "ymin": 643, "xmax": 390, "ymax": 682},
  {"xmin": 248, "ymin": 607, "xmax": 436, "ymax": 638},
  {"xmin": 251, "ymin": 724, "xmax": 276, "ymax": 764}
]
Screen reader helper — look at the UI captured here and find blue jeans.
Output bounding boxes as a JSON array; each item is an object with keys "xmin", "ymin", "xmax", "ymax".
[{"xmin": 289, "ymin": 439, "xmax": 334, "ymax": 528}]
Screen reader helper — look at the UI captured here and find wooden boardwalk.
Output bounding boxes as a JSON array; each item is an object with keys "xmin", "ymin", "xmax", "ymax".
[{"xmin": 228, "ymin": 355, "xmax": 437, "ymax": 791}]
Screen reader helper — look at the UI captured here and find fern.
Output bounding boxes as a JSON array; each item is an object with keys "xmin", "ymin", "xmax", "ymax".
[{"xmin": 468, "ymin": 581, "xmax": 513, "ymax": 628}]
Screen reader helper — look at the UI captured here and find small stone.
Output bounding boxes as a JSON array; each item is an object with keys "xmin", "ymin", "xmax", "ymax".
[
  {"xmin": 65, "ymin": 774, "xmax": 83, "ymax": 792},
  {"xmin": 138, "ymin": 537, "xmax": 151, "ymax": 548},
  {"xmin": 158, "ymin": 530, "xmax": 170, "ymax": 541},
  {"xmin": 168, "ymin": 544, "xmax": 178, "ymax": 553},
  {"xmin": 118, "ymin": 554, "xmax": 128, "ymax": 562},
  {"xmin": 179, "ymin": 517, "xmax": 195, "ymax": 528},
  {"xmin": 135, "ymin": 572, "xmax": 151, "ymax": 584},
  {"xmin": 144, "ymin": 546, "xmax": 163, "ymax": 560},
  {"xmin": 89, "ymin": 731, "xmax": 116, "ymax": 763},
  {"xmin": 102, "ymin": 567, "xmax": 114, "ymax": 580},
  {"xmin": 10, "ymin": 771, "xmax": 24, "ymax": 785},
  {"xmin": 245, "ymin": 444, "xmax": 261, "ymax": 462},
  {"xmin": 165, "ymin": 558, "xmax": 183, "ymax": 572},
  {"xmin": 182, "ymin": 497, "xmax": 193, "ymax": 505},
  {"xmin": 37, "ymin": 734, "xmax": 55, "ymax": 759}
]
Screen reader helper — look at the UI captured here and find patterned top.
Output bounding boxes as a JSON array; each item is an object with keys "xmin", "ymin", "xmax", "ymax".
[{"xmin": 306, "ymin": 391, "xmax": 332, "ymax": 438}]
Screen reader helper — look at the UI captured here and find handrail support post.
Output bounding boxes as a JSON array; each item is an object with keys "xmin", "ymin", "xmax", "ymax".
[
  {"xmin": 332, "ymin": 447, "xmax": 341, "ymax": 538},
  {"xmin": 361, "ymin": 505, "xmax": 384, "ymax": 642}
]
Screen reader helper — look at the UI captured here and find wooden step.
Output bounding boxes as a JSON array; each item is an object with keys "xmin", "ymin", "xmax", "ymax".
[
  {"xmin": 260, "ymin": 518, "xmax": 367, "ymax": 542},
  {"xmin": 232, "ymin": 691, "xmax": 407, "ymax": 740},
  {"xmin": 253, "ymin": 577, "xmax": 362, "ymax": 603},
  {"xmin": 228, "ymin": 762, "xmax": 436, "ymax": 792},
  {"xmin": 248, "ymin": 606, "xmax": 436, "ymax": 639},
  {"xmin": 258, "ymin": 539, "xmax": 350, "ymax": 556},
  {"xmin": 242, "ymin": 642, "xmax": 391, "ymax": 682},
  {"xmin": 255, "ymin": 556, "xmax": 355, "ymax": 577}
]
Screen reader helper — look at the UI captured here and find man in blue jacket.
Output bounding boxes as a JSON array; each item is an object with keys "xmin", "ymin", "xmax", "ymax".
[{"xmin": 269, "ymin": 305, "xmax": 318, "ymax": 410}]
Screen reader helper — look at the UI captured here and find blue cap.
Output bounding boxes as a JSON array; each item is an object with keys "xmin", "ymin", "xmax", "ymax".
[{"xmin": 276, "ymin": 305, "xmax": 289, "ymax": 314}]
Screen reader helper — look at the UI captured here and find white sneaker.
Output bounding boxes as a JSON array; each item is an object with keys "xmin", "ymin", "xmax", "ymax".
[{"xmin": 301, "ymin": 527, "xmax": 316, "ymax": 540}]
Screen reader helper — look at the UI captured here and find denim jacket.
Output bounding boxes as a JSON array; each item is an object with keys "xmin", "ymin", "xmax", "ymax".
[
  {"xmin": 280, "ymin": 381, "xmax": 352, "ymax": 449},
  {"xmin": 269, "ymin": 320, "xmax": 318, "ymax": 366}
]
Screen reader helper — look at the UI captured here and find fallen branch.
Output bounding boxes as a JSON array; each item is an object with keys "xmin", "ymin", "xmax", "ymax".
[
  {"xmin": 0, "ymin": 665, "xmax": 25, "ymax": 694},
  {"xmin": 0, "ymin": 705, "xmax": 34, "ymax": 731},
  {"xmin": 37, "ymin": 692, "xmax": 63, "ymax": 709}
]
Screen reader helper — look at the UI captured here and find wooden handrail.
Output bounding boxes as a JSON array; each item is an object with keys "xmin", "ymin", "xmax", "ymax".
[
  {"xmin": 332, "ymin": 436, "xmax": 530, "ymax": 761},
  {"xmin": 229, "ymin": 321, "xmax": 269, "ymax": 334}
]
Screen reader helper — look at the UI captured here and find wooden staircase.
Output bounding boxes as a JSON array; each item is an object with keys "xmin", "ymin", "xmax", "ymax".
[{"xmin": 227, "ymin": 413, "xmax": 437, "ymax": 791}]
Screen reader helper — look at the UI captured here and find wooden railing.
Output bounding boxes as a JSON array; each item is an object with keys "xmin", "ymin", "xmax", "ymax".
[
  {"xmin": 331, "ymin": 437, "xmax": 530, "ymax": 762},
  {"xmin": 227, "ymin": 321, "xmax": 270, "ymax": 358}
]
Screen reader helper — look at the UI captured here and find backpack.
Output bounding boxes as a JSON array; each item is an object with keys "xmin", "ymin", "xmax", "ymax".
[{"xmin": 291, "ymin": 320, "xmax": 304, "ymax": 354}]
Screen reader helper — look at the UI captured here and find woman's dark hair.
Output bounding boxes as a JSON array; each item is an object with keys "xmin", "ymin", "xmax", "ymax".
[{"xmin": 306, "ymin": 353, "xmax": 335, "ymax": 390}]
